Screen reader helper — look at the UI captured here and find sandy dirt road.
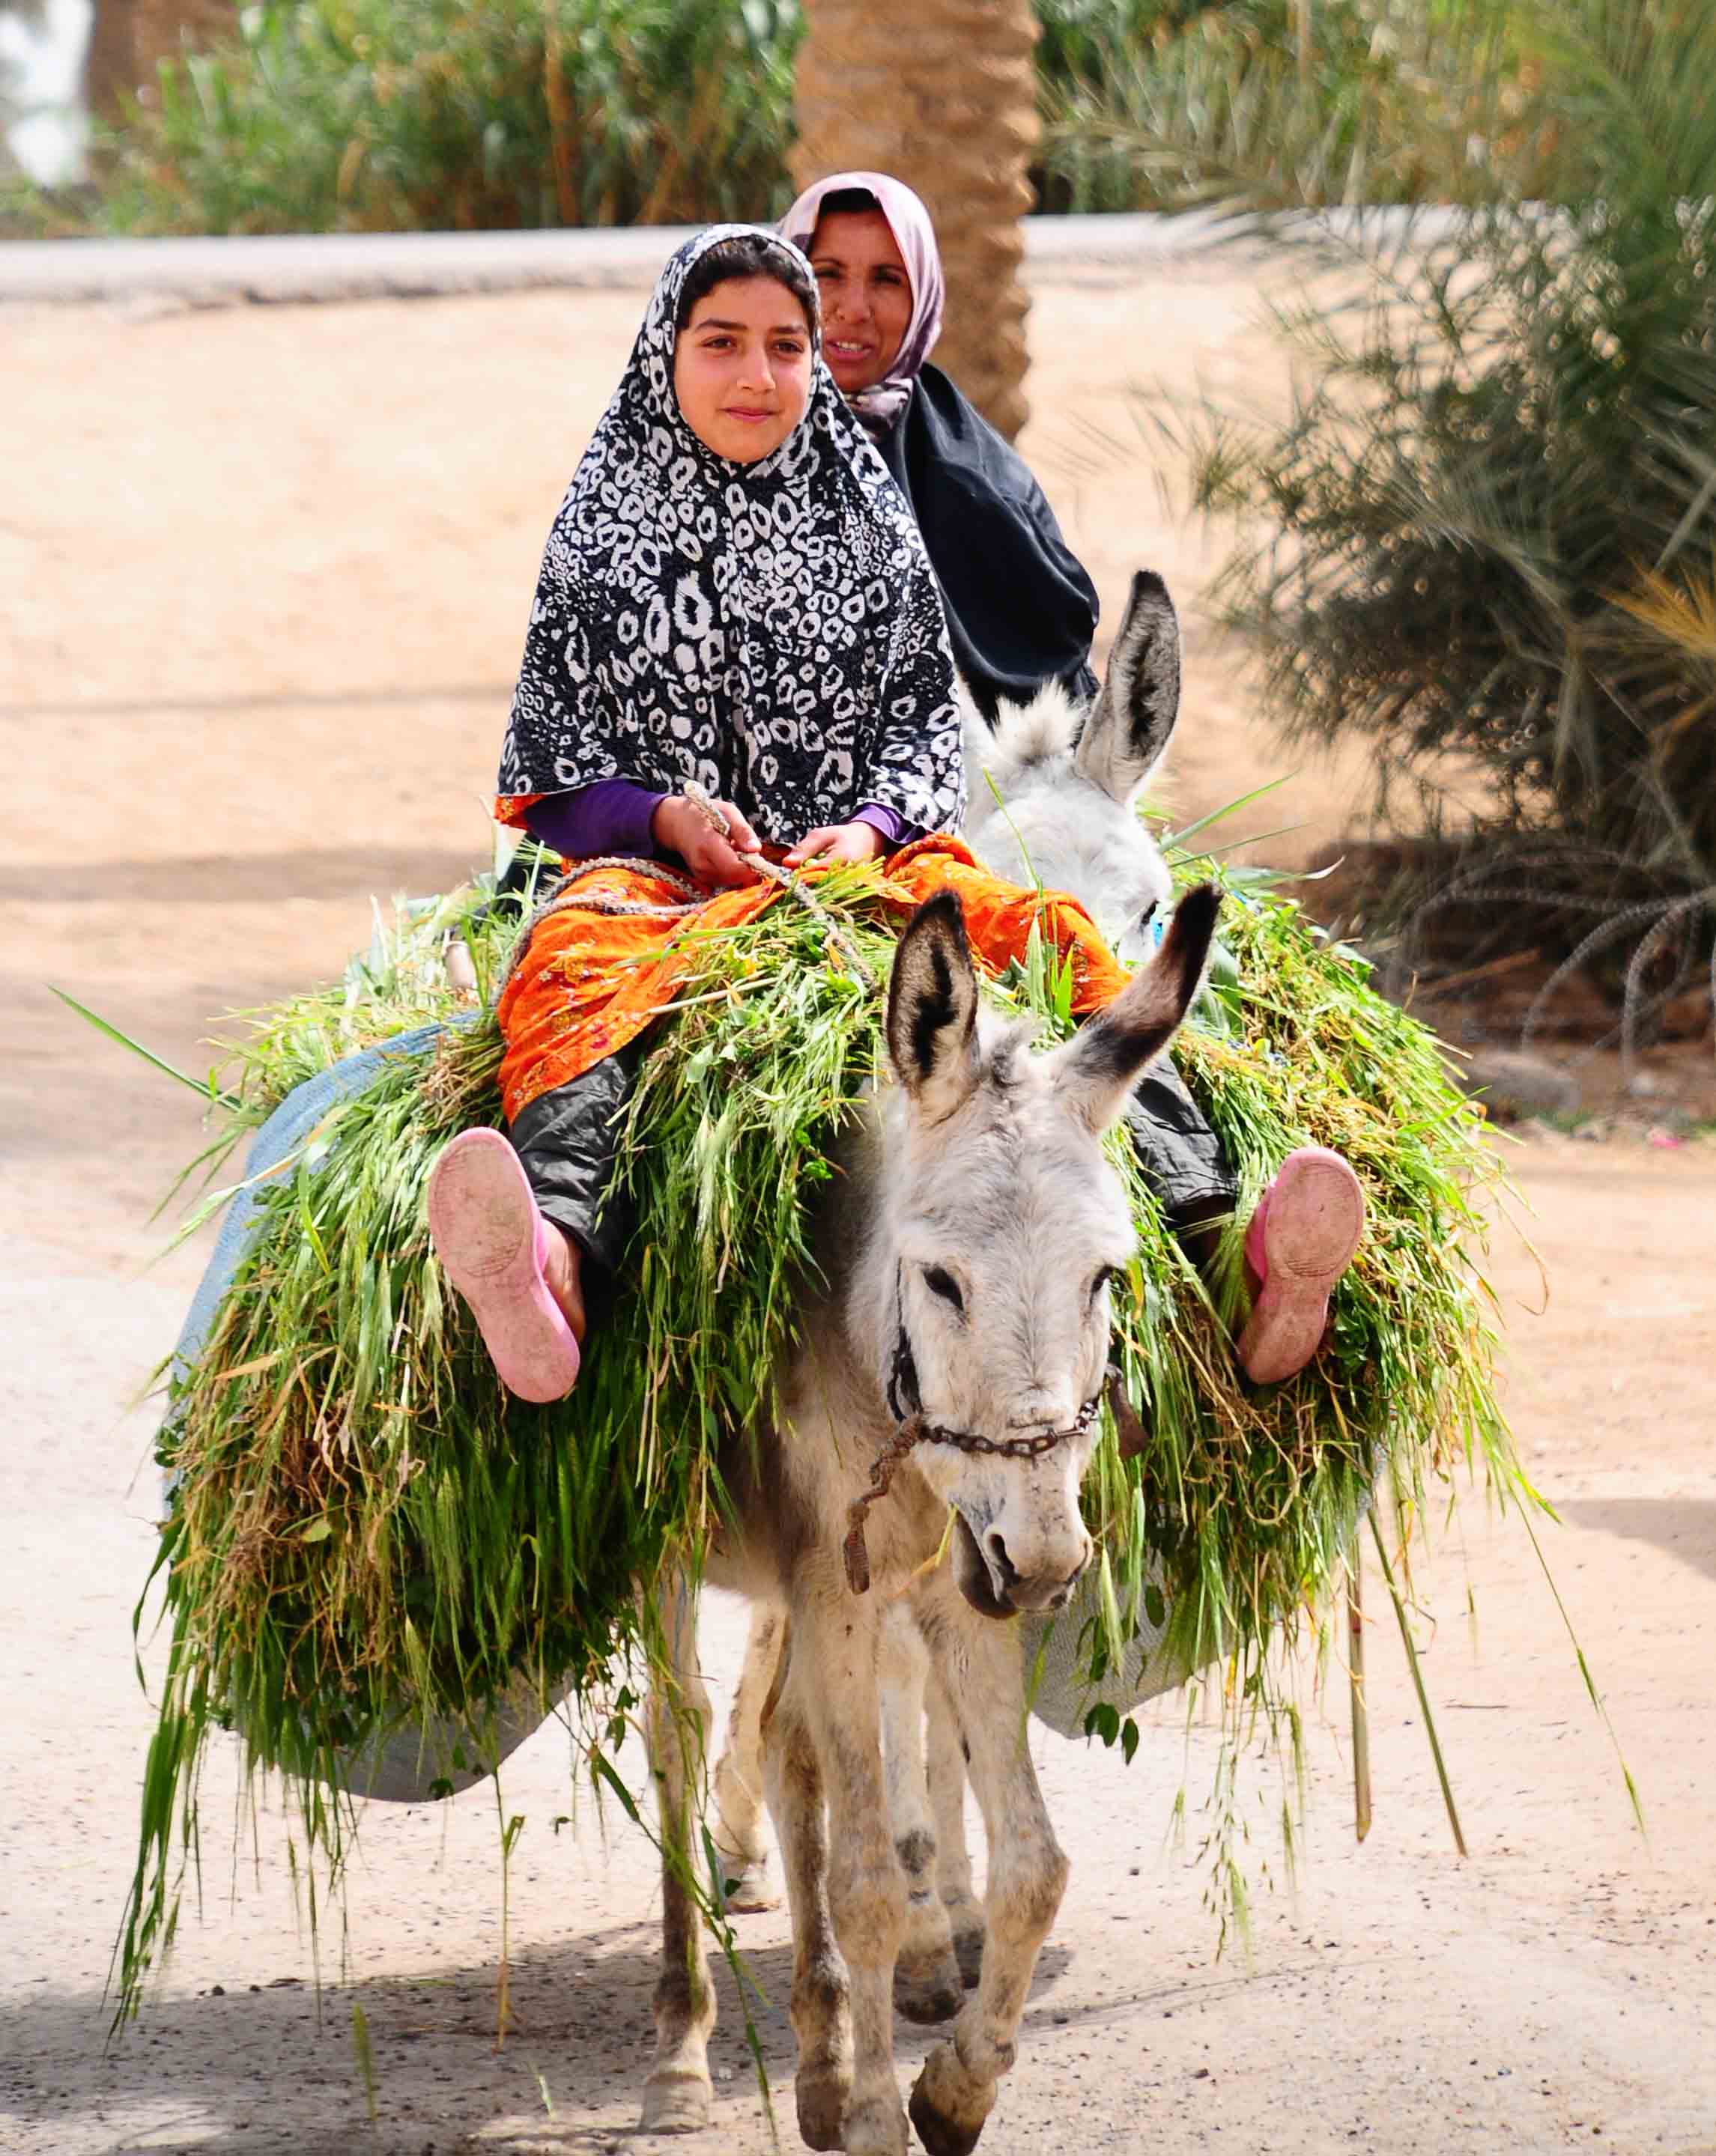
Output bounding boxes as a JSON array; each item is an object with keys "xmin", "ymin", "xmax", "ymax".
[{"xmin": 2, "ymin": 257, "xmax": 1715, "ymax": 2156}]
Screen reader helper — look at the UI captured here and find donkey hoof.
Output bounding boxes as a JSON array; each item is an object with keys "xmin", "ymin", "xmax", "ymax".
[
  {"xmin": 894, "ymin": 1947, "xmax": 964, "ymax": 2025},
  {"xmin": 908, "ymin": 2045, "xmax": 994, "ymax": 2156},
  {"xmin": 795, "ymin": 2063, "xmax": 850, "ymax": 2152},
  {"xmin": 719, "ymin": 1852, "xmax": 781, "ymax": 1914},
  {"xmin": 843, "ymin": 2092, "xmax": 909, "ymax": 2156},
  {"xmin": 640, "ymin": 2065, "xmax": 713, "ymax": 2134}
]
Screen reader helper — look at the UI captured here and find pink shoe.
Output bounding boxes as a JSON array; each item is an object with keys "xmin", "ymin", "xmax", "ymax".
[
  {"xmin": 1236, "ymin": 1147, "xmax": 1365, "ymax": 1385},
  {"xmin": 428, "ymin": 1128, "xmax": 582, "ymax": 1404}
]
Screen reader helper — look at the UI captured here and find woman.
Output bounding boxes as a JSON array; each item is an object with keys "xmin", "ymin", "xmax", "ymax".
[
  {"xmin": 427, "ymin": 225, "xmax": 1138, "ymax": 1404},
  {"xmin": 780, "ymin": 173, "xmax": 1099, "ymax": 725},
  {"xmin": 783, "ymin": 174, "xmax": 1365, "ymax": 1385}
]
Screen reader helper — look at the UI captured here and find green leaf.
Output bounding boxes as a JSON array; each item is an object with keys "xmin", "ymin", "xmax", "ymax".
[
  {"xmin": 1084, "ymin": 1702, "xmax": 1121, "ymax": 1747},
  {"xmin": 590, "ymin": 1749, "xmax": 643, "ymax": 1826},
  {"xmin": 49, "ymin": 987, "xmax": 239, "ymax": 1109}
]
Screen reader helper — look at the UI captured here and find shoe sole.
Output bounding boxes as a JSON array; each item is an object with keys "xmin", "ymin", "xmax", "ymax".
[
  {"xmin": 1239, "ymin": 1150, "xmax": 1365, "ymax": 1385},
  {"xmin": 428, "ymin": 1129, "xmax": 581, "ymax": 1405}
]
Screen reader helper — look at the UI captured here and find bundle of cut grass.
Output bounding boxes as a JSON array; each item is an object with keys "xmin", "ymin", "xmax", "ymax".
[
  {"xmin": 1082, "ymin": 879, "xmax": 1515, "ymax": 1682},
  {"xmin": 115, "ymin": 857, "xmax": 1518, "ymax": 2016}
]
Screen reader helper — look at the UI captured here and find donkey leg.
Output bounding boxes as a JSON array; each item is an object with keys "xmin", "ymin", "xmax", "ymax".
[
  {"xmin": 712, "ymin": 1603, "xmax": 785, "ymax": 1911},
  {"xmin": 925, "ymin": 1663, "xmax": 986, "ymax": 1990},
  {"xmin": 794, "ymin": 1591, "xmax": 909, "ymax": 2156},
  {"xmin": 909, "ymin": 1601, "xmax": 1068, "ymax": 2156},
  {"xmin": 763, "ymin": 1675, "xmax": 853, "ymax": 2151},
  {"xmin": 880, "ymin": 1605, "xmax": 963, "ymax": 2025},
  {"xmin": 641, "ymin": 1578, "xmax": 718, "ymax": 2134}
]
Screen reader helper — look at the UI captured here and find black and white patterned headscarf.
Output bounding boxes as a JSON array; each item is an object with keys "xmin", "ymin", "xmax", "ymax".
[{"xmin": 498, "ymin": 225, "xmax": 965, "ymax": 847}]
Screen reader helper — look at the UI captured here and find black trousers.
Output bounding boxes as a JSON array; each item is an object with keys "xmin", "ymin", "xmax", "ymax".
[
  {"xmin": 506, "ymin": 1042, "xmax": 1237, "ymax": 1276},
  {"xmin": 1124, "ymin": 1057, "xmax": 1239, "ymax": 1222},
  {"xmin": 507, "ymin": 1039, "xmax": 644, "ymax": 1275}
]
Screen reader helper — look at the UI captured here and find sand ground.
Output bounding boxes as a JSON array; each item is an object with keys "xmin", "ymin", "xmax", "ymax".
[{"xmin": 2, "ymin": 253, "xmax": 1714, "ymax": 2156}]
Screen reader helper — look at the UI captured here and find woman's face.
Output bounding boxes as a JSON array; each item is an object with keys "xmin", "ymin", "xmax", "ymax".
[
  {"xmin": 808, "ymin": 209, "xmax": 914, "ymax": 397},
  {"xmin": 673, "ymin": 275, "xmax": 814, "ymax": 463}
]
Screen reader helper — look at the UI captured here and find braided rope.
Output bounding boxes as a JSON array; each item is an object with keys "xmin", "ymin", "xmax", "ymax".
[
  {"xmin": 496, "ymin": 853, "xmax": 709, "ymax": 995},
  {"xmin": 843, "ymin": 1415, "xmax": 934, "ymax": 1594},
  {"xmin": 680, "ymin": 783, "xmax": 880, "ymax": 993},
  {"xmin": 500, "ymin": 793, "xmax": 882, "ymax": 997},
  {"xmin": 842, "ymin": 1383, "xmax": 1106, "ymax": 1595},
  {"xmin": 525, "ymin": 853, "xmax": 706, "ymax": 925}
]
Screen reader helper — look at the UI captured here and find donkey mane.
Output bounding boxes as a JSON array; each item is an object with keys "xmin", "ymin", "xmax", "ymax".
[{"xmin": 972, "ymin": 679, "xmax": 1090, "ymax": 775}]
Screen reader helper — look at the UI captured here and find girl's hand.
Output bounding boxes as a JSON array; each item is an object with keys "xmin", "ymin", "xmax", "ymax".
[
  {"xmin": 653, "ymin": 795, "xmax": 764, "ymax": 888},
  {"xmin": 783, "ymin": 821, "xmax": 885, "ymax": 869}
]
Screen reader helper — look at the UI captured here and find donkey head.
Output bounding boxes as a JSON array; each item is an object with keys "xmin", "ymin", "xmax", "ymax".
[
  {"xmin": 962, "ymin": 569, "xmax": 1181, "ymax": 965},
  {"xmin": 876, "ymin": 880, "xmax": 1219, "ymax": 1618}
]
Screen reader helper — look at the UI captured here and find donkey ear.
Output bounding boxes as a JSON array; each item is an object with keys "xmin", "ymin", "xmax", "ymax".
[
  {"xmin": 1050, "ymin": 884, "xmax": 1219, "ymax": 1132},
  {"xmin": 886, "ymin": 889, "xmax": 981, "ymax": 1118},
  {"xmin": 1073, "ymin": 569, "xmax": 1181, "ymax": 807}
]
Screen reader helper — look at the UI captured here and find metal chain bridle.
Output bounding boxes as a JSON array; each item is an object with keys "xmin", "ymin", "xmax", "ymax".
[{"xmin": 841, "ymin": 1265, "xmax": 1108, "ymax": 1594}]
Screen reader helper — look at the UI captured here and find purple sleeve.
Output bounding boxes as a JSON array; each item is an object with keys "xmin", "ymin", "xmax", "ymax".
[
  {"xmin": 522, "ymin": 779, "xmax": 666, "ymax": 862},
  {"xmin": 852, "ymin": 802, "xmax": 917, "ymax": 851}
]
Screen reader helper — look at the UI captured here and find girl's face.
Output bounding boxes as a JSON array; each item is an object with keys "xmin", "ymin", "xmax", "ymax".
[
  {"xmin": 809, "ymin": 209, "xmax": 914, "ymax": 397},
  {"xmin": 673, "ymin": 276, "xmax": 815, "ymax": 463}
]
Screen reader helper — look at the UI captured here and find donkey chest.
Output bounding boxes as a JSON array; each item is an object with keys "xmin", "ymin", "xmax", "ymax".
[{"xmin": 708, "ymin": 1391, "xmax": 951, "ymax": 1606}]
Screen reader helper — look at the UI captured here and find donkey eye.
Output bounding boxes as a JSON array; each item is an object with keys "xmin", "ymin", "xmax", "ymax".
[{"xmin": 924, "ymin": 1266, "xmax": 965, "ymax": 1313}]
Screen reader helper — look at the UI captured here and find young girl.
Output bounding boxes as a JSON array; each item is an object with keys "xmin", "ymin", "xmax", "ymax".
[{"xmin": 428, "ymin": 225, "xmax": 968, "ymax": 1401}]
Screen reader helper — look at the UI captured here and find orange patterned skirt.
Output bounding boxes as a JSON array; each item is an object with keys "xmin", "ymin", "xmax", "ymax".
[{"xmin": 495, "ymin": 833, "xmax": 1129, "ymax": 1123}]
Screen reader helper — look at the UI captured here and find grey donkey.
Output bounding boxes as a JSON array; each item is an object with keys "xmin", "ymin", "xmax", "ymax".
[
  {"xmin": 962, "ymin": 566, "xmax": 1182, "ymax": 969},
  {"xmin": 643, "ymin": 576, "xmax": 1210, "ymax": 2156},
  {"xmin": 708, "ymin": 568, "xmax": 1189, "ymax": 2005}
]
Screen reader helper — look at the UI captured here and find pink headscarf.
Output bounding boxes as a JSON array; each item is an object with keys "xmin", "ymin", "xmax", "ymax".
[{"xmin": 780, "ymin": 171, "xmax": 946, "ymax": 437}]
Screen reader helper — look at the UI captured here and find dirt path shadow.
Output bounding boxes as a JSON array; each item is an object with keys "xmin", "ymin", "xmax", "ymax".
[{"xmin": 1559, "ymin": 1498, "xmax": 1716, "ymax": 1587}]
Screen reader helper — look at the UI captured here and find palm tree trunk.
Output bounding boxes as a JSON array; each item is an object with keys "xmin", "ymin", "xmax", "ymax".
[
  {"xmin": 791, "ymin": 0, "xmax": 1040, "ymax": 442},
  {"xmin": 85, "ymin": 0, "xmax": 235, "ymax": 124}
]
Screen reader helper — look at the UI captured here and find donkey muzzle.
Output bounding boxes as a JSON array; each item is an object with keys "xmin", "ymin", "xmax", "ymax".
[{"xmin": 952, "ymin": 1509, "xmax": 1093, "ymax": 1620}]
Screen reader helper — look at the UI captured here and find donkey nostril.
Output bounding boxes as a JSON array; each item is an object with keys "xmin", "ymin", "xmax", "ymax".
[{"xmin": 982, "ymin": 1528, "xmax": 1019, "ymax": 1591}]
